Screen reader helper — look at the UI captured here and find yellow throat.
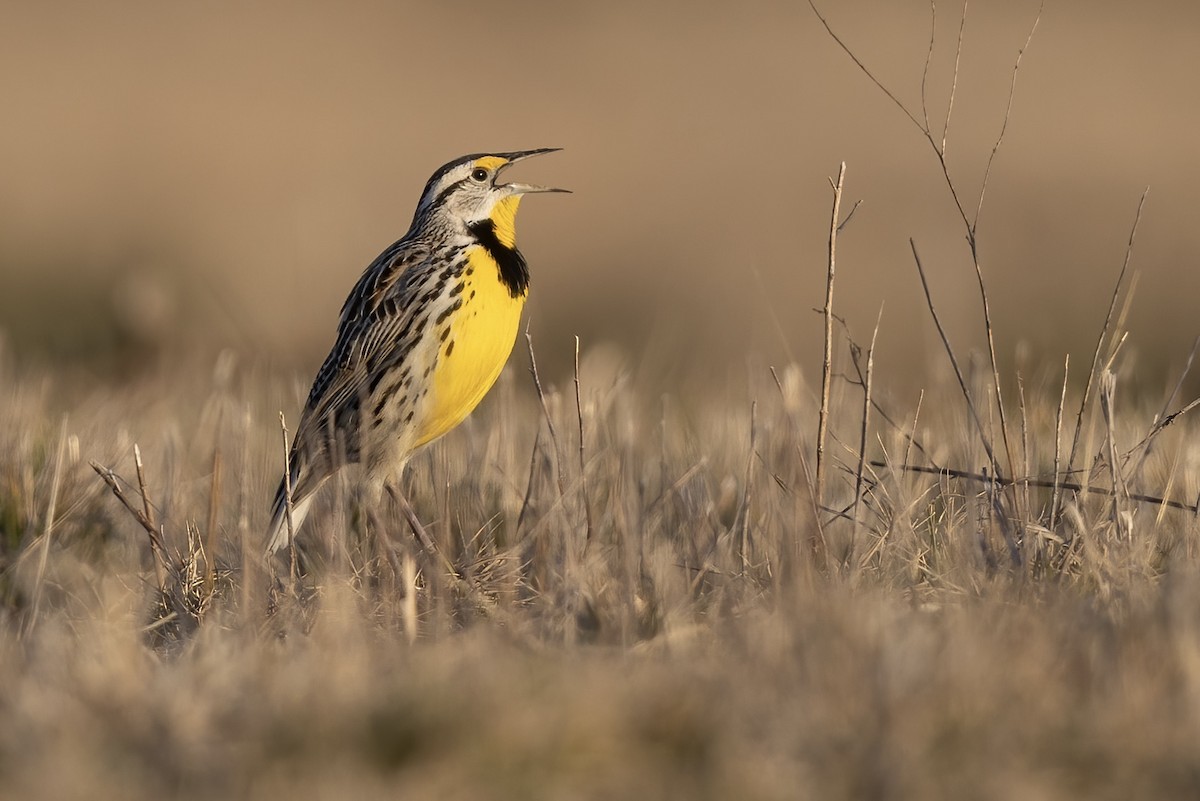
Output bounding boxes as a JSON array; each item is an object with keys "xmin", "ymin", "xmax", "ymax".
[{"xmin": 417, "ymin": 194, "xmax": 527, "ymax": 447}]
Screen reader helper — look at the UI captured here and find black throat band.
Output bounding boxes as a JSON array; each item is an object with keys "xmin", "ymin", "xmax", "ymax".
[{"xmin": 468, "ymin": 219, "xmax": 530, "ymax": 298}]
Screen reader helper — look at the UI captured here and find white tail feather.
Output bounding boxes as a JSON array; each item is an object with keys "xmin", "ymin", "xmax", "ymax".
[{"xmin": 264, "ymin": 492, "xmax": 315, "ymax": 557}]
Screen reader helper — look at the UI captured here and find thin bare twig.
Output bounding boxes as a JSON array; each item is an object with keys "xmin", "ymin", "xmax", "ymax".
[
  {"xmin": 1123, "ymin": 395, "xmax": 1200, "ymax": 463},
  {"xmin": 920, "ymin": 0, "xmax": 937, "ymax": 132},
  {"xmin": 574, "ymin": 336, "xmax": 594, "ymax": 543},
  {"xmin": 525, "ymin": 327, "xmax": 567, "ymax": 499},
  {"xmin": 852, "ymin": 305, "xmax": 883, "ymax": 550},
  {"xmin": 816, "ymin": 162, "xmax": 847, "ymax": 508},
  {"xmin": 1049, "ymin": 355, "xmax": 1069, "ymax": 532},
  {"xmin": 807, "ymin": 2, "xmax": 924, "ymax": 131},
  {"xmin": 1066, "ymin": 189, "xmax": 1149, "ymax": 478},
  {"xmin": 869, "ymin": 460, "xmax": 1199, "ymax": 515},
  {"xmin": 910, "ymin": 239, "xmax": 1001, "ymax": 475},
  {"xmin": 974, "ymin": 2, "xmax": 1043, "ymax": 227},
  {"xmin": 134, "ymin": 443, "xmax": 169, "ymax": 592},
  {"xmin": 825, "ymin": 308, "xmax": 934, "ymax": 464},
  {"xmin": 1099, "ymin": 371, "xmax": 1131, "ymax": 541},
  {"xmin": 941, "ymin": 1, "xmax": 967, "ymax": 156},
  {"xmin": 1128, "ymin": 335, "xmax": 1200, "ymax": 479}
]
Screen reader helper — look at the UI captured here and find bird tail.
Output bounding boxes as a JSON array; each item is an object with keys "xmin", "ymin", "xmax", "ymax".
[{"xmin": 264, "ymin": 475, "xmax": 316, "ymax": 557}]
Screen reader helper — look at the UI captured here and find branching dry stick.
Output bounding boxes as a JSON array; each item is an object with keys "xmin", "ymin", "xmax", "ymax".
[
  {"xmin": 1066, "ymin": 189, "xmax": 1148, "ymax": 479},
  {"xmin": 826, "ymin": 309, "xmax": 934, "ymax": 465},
  {"xmin": 974, "ymin": 4, "xmax": 1041, "ymax": 226},
  {"xmin": 811, "ymin": 0, "xmax": 1042, "ymax": 520},
  {"xmin": 1127, "ymin": 335, "xmax": 1200, "ymax": 480},
  {"xmin": 1122, "ymin": 395, "xmax": 1200, "ymax": 467},
  {"xmin": 816, "ymin": 162, "xmax": 847, "ymax": 510},
  {"xmin": 911, "ymin": 239, "xmax": 1001, "ymax": 476},
  {"xmin": 91, "ymin": 460, "xmax": 171, "ymax": 580}
]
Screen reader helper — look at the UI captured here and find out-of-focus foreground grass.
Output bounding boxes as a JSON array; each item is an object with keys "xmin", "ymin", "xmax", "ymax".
[
  {"xmin": 3, "ymin": 333, "xmax": 1200, "ymax": 800},
  {"xmin": 4, "ymin": 3, "xmax": 1200, "ymax": 797}
]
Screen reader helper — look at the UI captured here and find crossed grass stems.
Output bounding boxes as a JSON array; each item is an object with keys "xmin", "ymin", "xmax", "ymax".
[
  {"xmin": 80, "ymin": 2, "xmax": 1200, "ymax": 637},
  {"xmin": 807, "ymin": 0, "xmax": 1200, "ymax": 568}
]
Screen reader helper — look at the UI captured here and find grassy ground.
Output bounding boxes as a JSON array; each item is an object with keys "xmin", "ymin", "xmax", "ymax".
[
  {"xmin": 4, "ymin": 8, "xmax": 1200, "ymax": 796},
  {"xmin": 3, "ymin": 331, "xmax": 1200, "ymax": 800}
]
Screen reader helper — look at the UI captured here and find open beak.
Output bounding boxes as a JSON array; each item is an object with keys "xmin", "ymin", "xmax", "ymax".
[{"xmin": 497, "ymin": 148, "xmax": 570, "ymax": 195}]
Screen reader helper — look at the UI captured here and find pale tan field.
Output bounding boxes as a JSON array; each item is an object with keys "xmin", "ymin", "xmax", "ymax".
[
  {"xmin": 2, "ymin": 1, "xmax": 1199, "ymax": 387},
  {"xmin": 4, "ymin": 1, "xmax": 1200, "ymax": 799}
]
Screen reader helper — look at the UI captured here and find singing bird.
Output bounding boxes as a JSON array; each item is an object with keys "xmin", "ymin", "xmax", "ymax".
[{"xmin": 266, "ymin": 149, "xmax": 565, "ymax": 556}]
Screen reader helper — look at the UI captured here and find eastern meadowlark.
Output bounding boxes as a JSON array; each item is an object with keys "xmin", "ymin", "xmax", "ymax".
[{"xmin": 265, "ymin": 149, "xmax": 565, "ymax": 556}]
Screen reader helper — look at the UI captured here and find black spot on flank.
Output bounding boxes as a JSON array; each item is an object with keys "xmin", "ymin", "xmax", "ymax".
[
  {"xmin": 404, "ymin": 411, "xmax": 414, "ymax": 423},
  {"xmin": 465, "ymin": 266, "xmax": 475, "ymax": 276},
  {"xmin": 439, "ymin": 327, "xmax": 451, "ymax": 342},
  {"xmin": 469, "ymin": 290, "xmax": 476, "ymax": 300},
  {"xmin": 423, "ymin": 365, "xmax": 432, "ymax": 378},
  {"xmin": 467, "ymin": 219, "xmax": 530, "ymax": 297},
  {"xmin": 372, "ymin": 395, "xmax": 389, "ymax": 417},
  {"xmin": 445, "ymin": 341, "xmax": 455, "ymax": 357},
  {"xmin": 435, "ymin": 299, "xmax": 463, "ymax": 325},
  {"xmin": 448, "ymin": 281, "xmax": 465, "ymax": 298}
]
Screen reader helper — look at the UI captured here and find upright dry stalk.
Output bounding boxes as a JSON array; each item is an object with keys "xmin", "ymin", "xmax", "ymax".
[
  {"xmin": 811, "ymin": 0, "xmax": 1043, "ymax": 518},
  {"xmin": 279, "ymin": 412, "xmax": 297, "ymax": 587},
  {"xmin": 26, "ymin": 417, "xmax": 68, "ymax": 637},
  {"xmin": 204, "ymin": 446, "xmax": 222, "ymax": 605},
  {"xmin": 768, "ymin": 367, "xmax": 827, "ymax": 571},
  {"xmin": 910, "ymin": 240, "xmax": 1000, "ymax": 475},
  {"xmin": 737, "ymin": 401, "xmax": 758, "ymax": 573},
  {"xmin": 525, "ymin": 329, "xmax": 566, "ymax": 499},
  {"xmin": 1099, "ymin": 371, "xmax": 1130, "ymax": 542},
  {"xmin": 815, "ymin": 162, "xmax": 847, "ymax": 510},
  {"xmin": 1066, "ymin": 190, "xmax": 1148, "ymax": 478},
  {"xmin": 1049, "ymin": 355, "xmax": 1069, "ymax": 534},
  {"xmin": 574, "ymin": 336, "xmax": 594, "ymax": 543},
  {"xmin": 134, "ymin": 443, "xmax": 169, "ymax": 592},
  {"xmin": 851, "ymin": 305, "xmax": 882, "ymax": 549}
]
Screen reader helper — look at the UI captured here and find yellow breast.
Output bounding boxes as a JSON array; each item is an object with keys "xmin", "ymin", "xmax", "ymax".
[{"xmin": 416, "ymin": 245, "xmax": 526, "ymax": 448}]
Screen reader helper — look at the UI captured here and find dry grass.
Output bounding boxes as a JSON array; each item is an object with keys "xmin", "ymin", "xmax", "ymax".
[
  {"xmin": 3, "ymin": 332, "xmax": 1200, "ymax": 799},
  {"xmin": 5, "ymin": 6, "xmax": 1200, "ymax": 799}
]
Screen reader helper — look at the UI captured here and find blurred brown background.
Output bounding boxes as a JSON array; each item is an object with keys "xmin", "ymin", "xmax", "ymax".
[{"xmin": 2, "ymin": 0, "xmax": 1198, "ymax": 395}]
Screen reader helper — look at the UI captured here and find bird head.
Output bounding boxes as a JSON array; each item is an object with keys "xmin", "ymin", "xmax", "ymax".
[{"xmin": 413, "ymin": 149, "xmax": 567, "ymax": 246}]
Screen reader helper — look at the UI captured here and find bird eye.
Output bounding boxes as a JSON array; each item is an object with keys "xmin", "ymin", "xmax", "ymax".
[{"xmin": 470, "ymin": 168, "xmax": 489, "ymax": 183}]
